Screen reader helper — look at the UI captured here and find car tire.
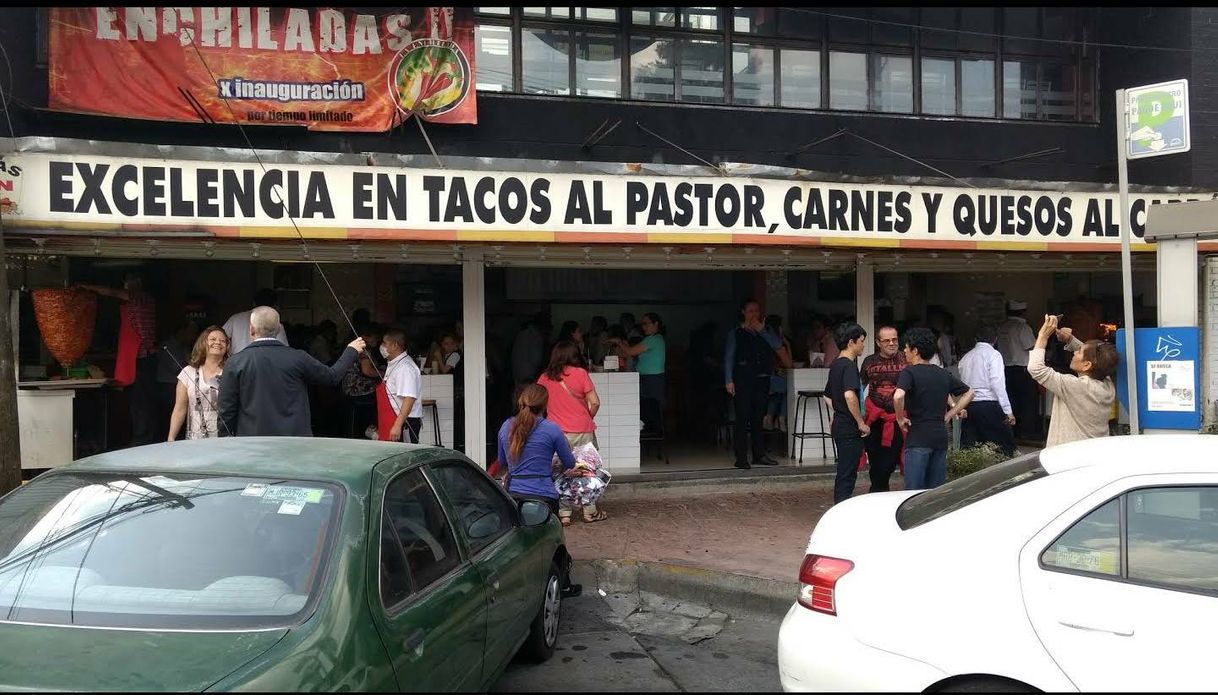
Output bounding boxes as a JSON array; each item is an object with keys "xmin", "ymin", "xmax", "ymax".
[
  {"xmin": 520, "ymin": 562, "xmax": 562, "ymax": 663},
  {"xmin": 937, "ymin": 677, "xmax": 1037, "ymax": 693}
]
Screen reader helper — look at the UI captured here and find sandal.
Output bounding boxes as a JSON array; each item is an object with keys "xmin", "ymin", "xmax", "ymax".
[
  {"xmin": 582, "ymin": 510, "xmax": 610, "ymax": 523},
  {"xmin": 560, "ymin": 516, "xmax": 573, "ymax": 527}
]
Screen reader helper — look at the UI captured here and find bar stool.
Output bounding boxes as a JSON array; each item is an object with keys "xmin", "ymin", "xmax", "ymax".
[
  {"xmin": 790, "ymin": 390, "xmax": 835, "ymax": 463},
  {"xmin": 422, "ymin": 399, "xmax": 442, "ymax": 447}
]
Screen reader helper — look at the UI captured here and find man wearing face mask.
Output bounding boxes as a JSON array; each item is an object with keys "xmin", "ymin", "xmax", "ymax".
[{"xmin": 378, "ymin": 327, "xmax": 424, "ymax": 443}]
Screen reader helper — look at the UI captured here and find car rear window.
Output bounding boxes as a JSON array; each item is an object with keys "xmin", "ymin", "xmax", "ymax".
[
  {"xmin": 0, "ymin": 471, "xmax": 341, "ymax": 630},
  {"xmin": 896, "ymin": 453, "xmax": 1048, "ymax": 530}
]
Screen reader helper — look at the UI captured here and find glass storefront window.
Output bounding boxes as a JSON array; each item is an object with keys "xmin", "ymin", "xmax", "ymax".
[
  {"xmin": 576, "ymin": 31, "xmax": 621, "ymax": 98},
  {"xmin": 780, "ymin": 48, "xmax": 821, "ymax": 108},
  {"xmin": 523, "ymin": 7, "xmax": 572, "ymax": 20},
  {"xmin": 1003, "ymin": 60, "xmax": 1039, "ymax": 119},
  {"xmin": 682, "ymin": 7, "xmax": 720, "ymax": 31},
  {"xmin": 577, "ymin": 8, "xmax": 618, "ymax": 22},
  {"xmin": 476, "ymin": 7, "xmax": 511, "ymax": 16},
  {"xmin": 523, "ymin": 28, "xmax": 572, "ymax": 95},
  {"xmin": 680, "ymin": 37, "xmax": 724, "ymax": 103},
  {"xmin": 872, "ymin": 54, "xmax": 912, "ymax": 114},
  {"xmin": 475, "ymin": 24, "xmax": 514, "ymax": 92},
  {"xmin": 921, "ymin": 57, "xmax": 955, "ymax": 115},
  {"xmin": 829, "ymin": 51, "xmax": 867, "ymax": 111},
  {"xmin": 632, "ymin": 8, "xmax": 676, "ymax": 27},
  {"xmin": 631, "ymin": 36, "xmax": 675, "ymax": 101},
  {"xmin": 732, "ymin": 43, "xmax": 774, "ymax": 106},
  {"xmin": 961, "ymin": 59, "xmax": 995, "ymax": 117}
]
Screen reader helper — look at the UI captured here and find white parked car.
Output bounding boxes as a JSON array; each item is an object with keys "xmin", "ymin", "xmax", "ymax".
[{"xmin": 778, "ymin": 434, "xmax": 1218, "ymax": 692}]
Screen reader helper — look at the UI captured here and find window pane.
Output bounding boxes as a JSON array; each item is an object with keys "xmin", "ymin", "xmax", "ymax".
[
  {"xmin": 523, "ymin": 7, "xmax": 572, "ymax": 20},
  {"xmin": 732, "ymin": 43, "xmax": 774, "ymax": 106},
  {"xmin": 683, "ymin": 7, "xmax": 720, "ymax": 31},
  {"xmin": 523, "ymin": 28, "xmax": 572, "ymax": 95},
  {"xmin": 380, "ymin": 514, "xmax": 412, "ymax": 606},
  {"xmin": 1003, "ymin": 60, "xmax": 1038, "ymax": 119},
  {"xmin": 872, "ymin": 54, "xmax": 912, "ymax": 113},
  {"xmin": 383, "ymin": 470, "xmax": 462, "ymax": 592},
  {"xmin": 1003, "ymin": 7, "xmax": 1040, "ymax": 55},
  {"xmin": 578, "ymin": 7, "xmax": 618, "ymax": 22},
  {"xmin": 633, "ymin": 7, "xmax": 676, "ymax": 27},
  {"xmin": 476, "ymin": 7, "xmax": 511, "ymax": 16},
  {"xmin": 872, "ymin": 8, "xmax": 913, "ymax": 46},
  {"xmin": 475, "ymin": 24, "xmax": 514, "ymax": 92},
  {"xmin": 778, "ymin": 7, "xmax": 822, "ymax": 40},
  {"xmin": 1079, "ymin": 57, "xmax": 1097, "ymax": 121},
  {"xmin": 897, "ymin": 454, "xmax": 1047, "ymax": 530},
  {"xmin": 1041, "ymin": 62, "xmax": 1077, "ymax": 121},
  {"xmin": 734, "ymin": 7, "xmax": 776, "ymax": 34},
  {"xmin": 921, "ymin": 57, "xmax": 956, "ymax": 115},
  {"xmin": 1128, "ymin": 488, "xmax": 1218, "ymax": 592},
  {"xmin": 680, "ymin": 38, "xmax": 724, "ymax": 104},
  {"xmin": 1041, "ymin": 498, "xmax": 1120, "ymax": 576},
  {"xmin": 961, "ymin": 59, "xmax": 995, "ymax": 117},
  {"xmin": 429, "ymin": 463, "xmax": 516, "ymax": 555},
  {"xmin": 830, "ymin": 51, "xmax": 867, "ymax": 111},
  {"xmin": 780, "ymin": 48, "xmax": 821, "ymax": 108},
  {"xmin": 631, "ymin": 36, "xmax": 675, "ymax": 101},
  {"xmin": 576, "ymin": 31, "xmax": 621, "ymax": 97},
  {"xmin": 920, "ymin": 7, "xmax": 957, "ymax": 50},
  {"xmin": 827, "ymin": 7, "xmax": 869, "ymax": 43},
  {"xmin": 959, "ymin": 8, "xmax": 996, "ymax": 52}
]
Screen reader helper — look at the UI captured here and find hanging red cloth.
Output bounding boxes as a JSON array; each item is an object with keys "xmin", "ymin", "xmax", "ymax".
[
  {"xmin": 374, "ymin": 382, "xmax": 397, "ymax": 442},
  {"xmin": 857, "ymin": 397, "xmax": 906, "ymax": 474},
  {"xmin": 113, "ymin": 304, "xmax": 139, "ymax": 387}
]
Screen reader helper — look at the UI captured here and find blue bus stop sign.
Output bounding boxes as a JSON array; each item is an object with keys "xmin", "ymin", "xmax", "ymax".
[{"xmin": 1115, "ymin": 327, "xmax": 1202, "ymax": 430}]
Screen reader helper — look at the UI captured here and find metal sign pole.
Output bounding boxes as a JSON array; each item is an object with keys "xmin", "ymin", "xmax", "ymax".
[{"xmin": 1117, "ymin": 88, "xmax": 1140, "ymax": 435}]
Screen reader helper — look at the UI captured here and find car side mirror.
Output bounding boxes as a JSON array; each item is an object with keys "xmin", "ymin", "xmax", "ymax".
[{"xmin": 519, "ymin": 500, "xmax": 551, "ymax": 527}]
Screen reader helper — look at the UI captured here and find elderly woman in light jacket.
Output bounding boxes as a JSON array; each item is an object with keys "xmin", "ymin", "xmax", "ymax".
[{"xmin": 1027, "ymin": 315, "xmax": 1117, "ymax": 448}]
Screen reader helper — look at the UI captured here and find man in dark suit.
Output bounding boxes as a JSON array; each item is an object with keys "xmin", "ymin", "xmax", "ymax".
[{"xmin": 219, "ymin": 306, "xmax": 366, "ymax": 437}]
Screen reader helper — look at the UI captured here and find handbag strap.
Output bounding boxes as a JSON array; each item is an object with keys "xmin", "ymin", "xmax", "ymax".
[{"xmin": 558, "ymin": 377, "xmax": 592, "ymax": 416}]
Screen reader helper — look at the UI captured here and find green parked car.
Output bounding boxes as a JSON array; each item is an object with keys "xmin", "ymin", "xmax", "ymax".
[{"xmin": 0, "ymin": 438, "xmax": 571, "ymax": 691}]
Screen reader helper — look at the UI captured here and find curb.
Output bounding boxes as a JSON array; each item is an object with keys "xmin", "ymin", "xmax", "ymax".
[
  {"xmin": 573, "ymin": 558, "xmax": 798, "ymax": 620},
  {"xmin": 605, "ymin": 470, "xmax": 835, "ymax": 500}
]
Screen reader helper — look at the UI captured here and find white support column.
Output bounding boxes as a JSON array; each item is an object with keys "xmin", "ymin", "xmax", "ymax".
[
  {"xmin": 1205, "ymin": 257, "xmax": 1218, "ymax": 425},
  {"xmin": 856, "ymin": 260, "xmax": 875, "ymax": 359},
  {"xmin": 462, "ymin": 250, "xmax": 488, "ymax": 466}
]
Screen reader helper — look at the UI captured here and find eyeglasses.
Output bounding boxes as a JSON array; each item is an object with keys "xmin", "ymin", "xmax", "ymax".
[{"xmin": 878, "ymin": 338, "xmax": 899, "ymax": 344}]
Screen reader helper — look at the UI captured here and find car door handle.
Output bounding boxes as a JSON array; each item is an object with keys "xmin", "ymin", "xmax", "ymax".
[
  {"xmin": 403, "ymin": 629, "xmax": 426, "ymax": 656},
  {"xmin": 1058, "ymin": 619, "xmax": 1134, "ymax": 637}
]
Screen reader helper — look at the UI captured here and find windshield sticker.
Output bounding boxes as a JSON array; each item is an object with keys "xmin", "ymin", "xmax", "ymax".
[
  {"xmin": 277, "ymin": 501, "xmax": 306, "ymax": 516},
  {"xmin": 1054, "ymin": 545, "xmax": 1119, "ymax": 574},
  {"xmin": 241, "ymin": 483, "xmax": 269, "ymax": 498},
  {"xmin": 261, "ymin": 486, "xmax": 326, "ymax": 505}
]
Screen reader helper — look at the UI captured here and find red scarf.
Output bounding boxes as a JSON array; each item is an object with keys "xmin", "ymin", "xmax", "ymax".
[{"xmin": 857, "ymin": 397, "xmax": 905, "ymax": 474}]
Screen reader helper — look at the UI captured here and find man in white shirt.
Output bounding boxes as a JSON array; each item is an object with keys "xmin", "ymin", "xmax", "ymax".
[
  {"xmin": 995, "ymin": 300, "xmax": 1038, "ymax": 441},
  {"xmin": 224, "ymin": 288, "xmax": 288, "ymax": 354},
  {"xmin": 958, "ymin": 325, "xmax": 1016, "ymax": 457},
  {"xmin": 382, "ymin": 327, "xmax": 423, "ymax": 443}
]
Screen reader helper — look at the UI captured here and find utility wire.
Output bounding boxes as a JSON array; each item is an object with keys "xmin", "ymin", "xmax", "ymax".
[{"xmin": 182, "ymin": 30, "xmax": 380, "ymax": 377}]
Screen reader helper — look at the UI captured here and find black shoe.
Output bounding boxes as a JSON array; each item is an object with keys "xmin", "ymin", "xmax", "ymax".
[
  {"xmin": 757, "ymin": 456, "xmax": 780, "ymax": 466},
  {"xmin": 561, "ymin": 583, "xmax": 583, "ymax": 599},
  {"xmin": 734, "ymin": 460, "xmax": 752, "ymax": 470}
]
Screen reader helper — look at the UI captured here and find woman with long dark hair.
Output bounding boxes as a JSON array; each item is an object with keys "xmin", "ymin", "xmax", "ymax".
[
  {"xmin": 611, "ymin": 312, "xmax": 667, "ymax": 433},
  {"xmin": 538, "ymin": 341, "xmax": 606, "ymax": 525},
  {"xmin": 498, "ymin": 384, "xmax": 579, "ymax": 512},
  {"xmin": 168, "ymin": 325, "xmax": 230, "ymax": 440}
]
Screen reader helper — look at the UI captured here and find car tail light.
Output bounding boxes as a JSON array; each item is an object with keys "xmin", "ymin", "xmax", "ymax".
[{"xmin": 797, "ymin": 554, "xmax": 854, "ymax": 615}]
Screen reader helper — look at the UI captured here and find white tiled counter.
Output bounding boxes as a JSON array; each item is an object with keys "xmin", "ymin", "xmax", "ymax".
[
  {"xmin": 590, "ymin": 371, "xmax": 641, "ymax": 476},
  {"xmin": 419, "ymin": 374, "xmax": 455, "ymax": 449},
  {"xmin": 785, "ymin": 368, "xmax": 832, "ymax": 465}
]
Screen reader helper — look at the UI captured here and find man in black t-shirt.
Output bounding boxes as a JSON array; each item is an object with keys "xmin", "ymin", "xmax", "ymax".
[
  {"xmin": 826, "ymin": 322, "xmax": 870, "ymax": 504},
  {"xmin": 894, "ymin": 327, "xmax": 974, "ymax": 491}
]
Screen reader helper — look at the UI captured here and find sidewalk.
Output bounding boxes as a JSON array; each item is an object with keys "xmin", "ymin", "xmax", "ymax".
[{"xmin": 563, "ymin": 475, "xmax": 881, "ymax": 584}]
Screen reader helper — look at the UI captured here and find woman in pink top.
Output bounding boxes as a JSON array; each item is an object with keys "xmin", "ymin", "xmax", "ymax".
[{"xmin": 537, "ymin": 341, "xmax": 601, "ymax": 449}]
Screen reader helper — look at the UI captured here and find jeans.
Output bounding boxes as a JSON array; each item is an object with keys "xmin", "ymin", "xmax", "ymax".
[
  {"xmin": 832, "ymin": 435, "xmax": 866, "ymax": 504},
  {"xmin": 904, "ymin": 447, "xmax": 947, "ymax": 490}
]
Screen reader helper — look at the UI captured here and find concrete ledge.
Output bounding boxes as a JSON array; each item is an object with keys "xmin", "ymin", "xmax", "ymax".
[
  {"xmin": 575, "ymin": 558, "xmax": 799, "ymax": 620},
  {"xmin": 606, "ymin": 468, "xmax": 834, "ymax": 499}
]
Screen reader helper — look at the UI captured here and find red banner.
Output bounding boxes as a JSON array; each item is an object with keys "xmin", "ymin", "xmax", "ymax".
[{"xmin": 49, "ymin": 7, "xmax": 477, "ymax": 131}]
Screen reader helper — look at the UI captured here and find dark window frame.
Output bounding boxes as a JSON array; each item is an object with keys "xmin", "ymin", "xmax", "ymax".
[{"xmin": 377, "ymin": 467, "xmax": 468, "ymax": 617}]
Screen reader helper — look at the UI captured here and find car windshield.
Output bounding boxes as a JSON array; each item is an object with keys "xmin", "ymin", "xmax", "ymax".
[
  {"xmin": 0, "ymin": 471, "xmax": 341, "ymax": 630},
  {"xmin": 896, "ymin": 453, "xmax": 1048, "ymax": 530}
]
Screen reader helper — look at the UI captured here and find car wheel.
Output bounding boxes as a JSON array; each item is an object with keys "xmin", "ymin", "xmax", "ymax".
[
  {"xmin": 937, "ymin": 677, "xmax": 1037, "ymax": 693},
  {"xmin": 520, "ymin": 562, "xmax": 562, "ymax": 663}
]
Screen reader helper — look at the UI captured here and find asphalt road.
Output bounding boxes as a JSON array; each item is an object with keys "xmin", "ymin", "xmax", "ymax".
[{"xmin": 493, "ymin": 591, "xmax": 783, "ymax": 692}]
